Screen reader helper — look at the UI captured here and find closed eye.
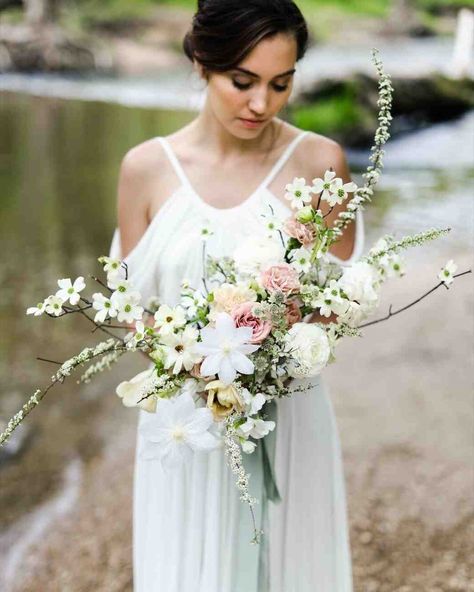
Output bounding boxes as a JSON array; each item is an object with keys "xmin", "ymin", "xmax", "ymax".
[{"xmin": 232, "ymin": 79, "xmax": 289, "ymax": 93}]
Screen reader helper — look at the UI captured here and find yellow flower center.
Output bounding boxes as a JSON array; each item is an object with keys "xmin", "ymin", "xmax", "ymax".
[{"xmin": 171, "ymin": 426, "xmax": 185, "ymax": 442}]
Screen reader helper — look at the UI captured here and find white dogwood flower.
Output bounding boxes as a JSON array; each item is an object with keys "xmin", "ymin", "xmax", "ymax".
[
  {"xmin": 138, "ymin": 393, "xmax": 221, "ymax": 469},
  {"xmin": 115, "ymin": 292, "xmax": 144, "ymax": 323},
  {"xmin": 284, "ymin": 177, "xmax": 313, "ymax": 210},
  {"xmin": 92, "ymin": 292, "xmax": 118, "ymax": 324},
  {"xmin": 196, "ymin": 312, "xmax": 259, "ymax": 385},
  {"xmin": 56, "ymin": 277, "xmax": 86, "ymax": 306},
  {"xmin": 290, "ymin": 247, "xmax": 312, "ymax": 273},
  {"xmin": 311, "ymin": 170, "xmax": 337, "ymax": 202},
  {"xmin": 26, "ymin": 301, "xmax": 46, "ymax": 316},
  {"xmin": 325, "ymin": 177, "xmax": 358, "ymax": 207},
  {"xmin": 44, "ymin": 294, "xmax": 65, "ymax": 317},
  {"xmin": 438, "ymin": 259, "xmax": 457, "ymax": 287}
]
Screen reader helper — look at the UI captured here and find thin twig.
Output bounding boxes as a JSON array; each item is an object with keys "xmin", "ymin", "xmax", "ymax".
[
  {"xmin": 359, "ymin": 269, "xmax": 472, "ymax": 328},
  {"xmin": 37, "ymin": 357, "xmax": 63, "ymax": 365}
]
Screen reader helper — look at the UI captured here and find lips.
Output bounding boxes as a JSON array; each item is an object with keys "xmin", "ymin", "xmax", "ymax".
[{"xmin": 240, "ymin": 118, "xmax": 265, "ymax": 124}]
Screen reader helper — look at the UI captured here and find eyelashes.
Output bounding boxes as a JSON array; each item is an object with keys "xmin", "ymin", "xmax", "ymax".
[{"xmin": 232, "ymin": 80, "xmax": 289, "ymax": 93}]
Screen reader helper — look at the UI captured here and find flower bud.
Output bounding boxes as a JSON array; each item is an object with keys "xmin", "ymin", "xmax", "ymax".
[{"xmin": 296, "ymin": 206, "xmax": 314, "ymax": 224}]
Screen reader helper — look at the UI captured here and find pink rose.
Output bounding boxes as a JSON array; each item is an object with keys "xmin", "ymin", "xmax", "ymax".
[
  {"xmin": 283, "ymin": 217, "xmax": 317, "ymax": 247},
  {"xmin": 232, "ymin": 302, "xmax": 272, "ymax": 344},
  {"xmin": 261, "ymin": 264, "xmax": 300, "ymax": 296},
  {"xmin": 285, "ymin": 299, "xmax": 302, "ymax": 327}
]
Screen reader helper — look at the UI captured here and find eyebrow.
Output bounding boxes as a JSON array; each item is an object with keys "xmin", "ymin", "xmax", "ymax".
[{"xmin": 233, "ymin": 67, "xmax": 296, "ymax": 79}]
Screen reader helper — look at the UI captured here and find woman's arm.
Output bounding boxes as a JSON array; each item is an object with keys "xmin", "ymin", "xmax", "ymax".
[{"xmin": 117, "ymin": 146, "xmax": 154, "ymax": 260}]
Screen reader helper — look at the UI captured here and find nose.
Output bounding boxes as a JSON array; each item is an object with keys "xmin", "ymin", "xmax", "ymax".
[{"xmin": 248, "ymin": 85, "xmax": 268, "ymax": 116}]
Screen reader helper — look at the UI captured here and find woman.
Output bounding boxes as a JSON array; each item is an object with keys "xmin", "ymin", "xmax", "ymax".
[{"xmin": 110, "ymin": 1, "xmax": 364, "ymax": 590}]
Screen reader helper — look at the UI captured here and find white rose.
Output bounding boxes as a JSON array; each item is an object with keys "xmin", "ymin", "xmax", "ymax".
[
  {"xmin": 285, "ymin": 322, "xmax": 330, "ymax": 378},
  {"xmin": 116, "ymin": 368, "xmax": 157, "ymax": 413},
  {"xmin": 338, "ymin": 262, "xmax": 379, "ymax": 307},
  {"xmin": 233, "ymin": 236, "xmax": 285, "ymax": 275}
]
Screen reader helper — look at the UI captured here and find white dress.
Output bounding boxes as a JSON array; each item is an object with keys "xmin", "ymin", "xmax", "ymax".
[{"xmin": 109, "ymin": 130, "xmax": 364, "ymax": 592}]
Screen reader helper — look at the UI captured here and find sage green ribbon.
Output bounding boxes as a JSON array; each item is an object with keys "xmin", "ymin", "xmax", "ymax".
[{"xmin": 235, "ymin": 400, "xmax": 281, "ymax": 592}]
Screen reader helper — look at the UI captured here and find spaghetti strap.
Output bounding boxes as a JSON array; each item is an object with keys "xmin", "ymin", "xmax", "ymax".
[
  {"xmin": 157, "ymin": 137, "xmax": 190, "ymax": 187},
  {"xmin": 259, "ymin": 130, "xmax": 309, "ymax": 189}
]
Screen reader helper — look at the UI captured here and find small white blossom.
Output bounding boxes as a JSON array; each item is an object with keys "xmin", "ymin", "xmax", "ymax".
[
  {"xmin": 128, "ymin": 321, "xmax": 148, "ymax": 349},
  {"xmin": 311, "ymin": 170, "xmax": 336, "ymax": 202},
  {"xmin": 99, "ymin": 256, "xmax": 123, "ymax": 282},
  {"xmin": 241, "ymin": 389, "xmax": 266, "ymax": 416},
  {"xmin": 438, "ymin": 259, "xmax": 457, "ymax": 287},
  {"xmin": 56, "ymin": 277, "xmax": 86, "ymax": 306},
  {"xmin": 154, "ymin": 304, "xmax": 187, "ymax": 334},
  {"xmin": 290, "ymin": 247, "xmax": 312, "ymax": 273},
  {"xmin": 26, "ymin": 301, "xmax": 46, "ymax": 316},
  {"xmin": 92, "ymin": 292, "xmax": 118, "ymax": 323},
  {"xmin": 284, "ymin": 177, "xmax": 313, "ymax": 210},
  {"xmin": 160, "ymin": 326, "xmax": 202, "ymax": 374},
  {"xmin": 108, "ymin": 276, "xmax": 134, "ymax": 293},
  {"xmin": 261, "ymin": 213, "xmax": 283, "ymax": 238},
  {"xmin": 238, "ymin": 417, "xmax": 276, "ymax": 439},
  {"xmin": 325, "ymin": 177, "xmax": 358, "ymax": 207},
  {"xmin": 241, "ymin": 439, "xmax": 257, "ymax": 454},
  {"xmin": 116, "ymin": 292, "xmax": 144, "ymax": 323},
  {"xmin": 44, "ymin": 294, "xmax": 65, "ymax": 316}
]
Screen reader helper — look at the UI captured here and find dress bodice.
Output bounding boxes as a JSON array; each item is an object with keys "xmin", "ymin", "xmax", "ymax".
[{"xmin": 109, "ymin": 132, "xmax": 364, "ymax": 306}]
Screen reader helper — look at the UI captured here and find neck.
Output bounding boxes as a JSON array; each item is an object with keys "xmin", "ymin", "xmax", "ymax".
[{"xmin": 190, "ymin": 98, "xmax": 279, "ymax": 158}]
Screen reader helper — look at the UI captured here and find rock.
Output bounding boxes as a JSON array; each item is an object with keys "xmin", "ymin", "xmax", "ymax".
[
  {"xmin": 0, "ymin": 23, "xmax": 114, "ymax": 73},
  {"xmin": 291, "ymin": 73, "xmax": 474, "ymax": 147}
]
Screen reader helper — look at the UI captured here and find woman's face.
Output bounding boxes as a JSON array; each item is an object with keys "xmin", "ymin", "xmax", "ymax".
[{"xmin": 203, "ymin": 33, "xmax": 298, "ymax": 138}]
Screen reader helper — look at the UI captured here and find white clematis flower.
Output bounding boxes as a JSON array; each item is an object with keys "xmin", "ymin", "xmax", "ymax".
[
  {"xmin": 56, "ymin": 277, "xmax": 86, "ymax": 306},
  {"xmin": 154, "ymin": 304, "xmax": 187, "ymax": 335},
  {"xmin": 241, "ymin": 440, "xmax": 257, "ymax": 454},
  {"xmin": 290, "ymin": 247, "xmax": 312, "ymax": 273},
  {"xmin": 160, "ymin": 326, "xmax": 202, "ymax": 374},
  {"xmin": 284, "ymin": 177, "xmax": 313, "ymax": 210},
  {"xmin": 196, "ymin": 312, "xmax": 260, "ymax": 385},
  {"xmin": 438, "ymin": 259, "xmax": 457, "ymax": 287},
  {"xmin": 92, "ymin": 292, "xmax": 118, "ymax": 323},
  {"xmin": 138, "ymin": 393, "xmax": 221, "ymax": 469}
]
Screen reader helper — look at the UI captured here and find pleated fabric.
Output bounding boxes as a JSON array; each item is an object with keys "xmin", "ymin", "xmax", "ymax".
[{"xmin": 109, "ymin": 131, "xmax": 364, "ymax": 592}]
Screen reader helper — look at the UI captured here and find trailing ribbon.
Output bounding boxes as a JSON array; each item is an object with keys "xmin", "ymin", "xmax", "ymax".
[{"xmin": 236, "ymin": 399, "xmax": 281, "ymax": 591}]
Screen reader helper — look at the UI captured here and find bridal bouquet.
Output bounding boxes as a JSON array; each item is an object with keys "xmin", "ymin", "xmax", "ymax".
[{"xmin": 1, "ymin": 50, "xmax": 469, "ymax": 542}]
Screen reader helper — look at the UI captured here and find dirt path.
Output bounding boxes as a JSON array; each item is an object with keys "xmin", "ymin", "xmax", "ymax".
[{"xmin": 6, "ymin": 251, "xmax": 473, "ymax": 592}]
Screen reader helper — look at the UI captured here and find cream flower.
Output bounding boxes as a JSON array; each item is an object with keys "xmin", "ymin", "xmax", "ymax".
[
  {"xmin": 209, "ymin": 283, "xmax": 257, "ymax": 320},
  {"xmin": 204, "ymin": 380, "xmax": 244, "ymax": 421},
  {"xmin": 56, "ymin": 277, "xmax": 86, "ymax": 306},
  {"xmin": 116, "ymin": 368, "xmax": 158, "ymax": 413}
]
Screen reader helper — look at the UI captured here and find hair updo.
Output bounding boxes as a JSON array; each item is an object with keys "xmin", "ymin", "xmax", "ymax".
[{"xmin": 183, "ymin": 0, "xmax": 309, "ymax": 74}]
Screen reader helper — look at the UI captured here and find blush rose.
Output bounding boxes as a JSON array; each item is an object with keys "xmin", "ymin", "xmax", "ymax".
[
  {"xmin": 231, "ymin": 302, "xmax": 272, "ymax": 344},
  {"xmin": 260, "ymin": 263, "xmax": 300, "ymax": 296}
]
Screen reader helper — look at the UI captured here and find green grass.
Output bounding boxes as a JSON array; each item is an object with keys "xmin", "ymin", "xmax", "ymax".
[{"xmin": 290, "ymin": 91, "xmax": 370, "ymax": 138}]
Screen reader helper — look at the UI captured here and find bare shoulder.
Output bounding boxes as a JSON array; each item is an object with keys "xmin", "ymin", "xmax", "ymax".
[
  {"xmin": 294, "ymin": 130, "xmax": 349, "ymax": 178},
  {"xmin": 117, "ymin": 137, "xmax": 173, "ymax": 258}
]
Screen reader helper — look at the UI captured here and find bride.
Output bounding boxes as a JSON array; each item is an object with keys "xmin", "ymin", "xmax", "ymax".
[{"xmin": 110, "ymin": 0, "xmax": 363, "ymax": 590}]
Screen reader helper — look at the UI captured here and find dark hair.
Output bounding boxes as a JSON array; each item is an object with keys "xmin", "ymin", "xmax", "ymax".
[{"xmin": 183, "ymin": 0, "xmax": 308, "ymax": 73}]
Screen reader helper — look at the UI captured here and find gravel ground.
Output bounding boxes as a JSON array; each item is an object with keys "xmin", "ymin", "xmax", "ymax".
[{"xmin": 3, "ymin": 251, "xmax": 473, "ymax": 592}]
